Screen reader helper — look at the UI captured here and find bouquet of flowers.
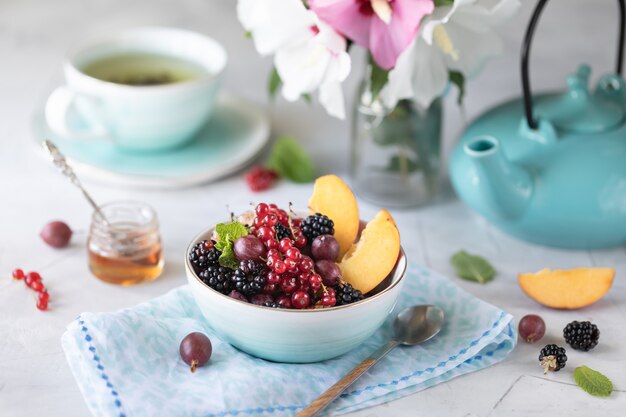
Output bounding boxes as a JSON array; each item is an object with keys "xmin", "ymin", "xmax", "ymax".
[{"xmin": 237, "ymin": 0, "xmax": 520, "ymax": 119}]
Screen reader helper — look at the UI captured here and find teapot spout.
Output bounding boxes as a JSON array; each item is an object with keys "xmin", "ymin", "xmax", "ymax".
[{"xmin": 464, "ymin": 136, "xmax": 533, "ymax": 220}]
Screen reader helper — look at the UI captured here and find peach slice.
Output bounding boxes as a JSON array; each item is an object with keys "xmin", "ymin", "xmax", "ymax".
[
  {"xmin": 339, "ymin": 209, "xmax": 400, "ymax": 294},
  {"xmin": 518, "ymin": 268, "xmax": 614, "ymax": 309},
  {"xmin": 308, "ymin": 175, "xmax": 359, "ymax": 260}
]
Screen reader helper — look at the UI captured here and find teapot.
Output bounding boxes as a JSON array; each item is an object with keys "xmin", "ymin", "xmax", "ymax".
[{"xmin": 449, "ymin": 0, "xmax": 626, "ymax": 249}]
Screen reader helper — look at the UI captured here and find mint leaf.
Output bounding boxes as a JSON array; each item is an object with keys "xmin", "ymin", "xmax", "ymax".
[
  {"xmin": 434, "ymin": 0, "xmax": 454, "ymax": 6},
  {"xmin": 574, "ymin": 366, "xmax": 613, "ymax": 397},
  {"xmin": 369, "ymin": 54, "xmax": 389, "ymax": 99},
  {"xmin": 215, "ymin": 222, "xmax": 248, "ymax": 245},
  {"xmin": 214, "ymin": 222, "xmax": 248, "ymax": 268},
  {"xmin": 219, "ymin": 243, "xmax": 239, "ymax": 269},
  {"xmin": 450, "ymin": 250, "xmax": 495, "ymax": 283},
  {"xmin": 266, "ymin": 136, "xmax": 315, "ymax": 183},
  {"xmin": 449, "ymin": 71, "xmax": 465, "ymax": 105},
  {"xmin": 268, "ymin": 67, "xmax": 282, "ymax": 99}
]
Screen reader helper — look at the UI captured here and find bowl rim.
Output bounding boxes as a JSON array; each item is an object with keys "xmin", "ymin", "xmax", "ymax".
[{"xmin": 185, "ymin": 221, "xmax": 407, "ymax": 313}]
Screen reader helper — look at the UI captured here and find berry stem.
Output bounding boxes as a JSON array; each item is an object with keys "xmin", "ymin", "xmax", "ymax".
[{"xmin": 190, "ymin": 359, "xmax": 198, "ymax": 373}]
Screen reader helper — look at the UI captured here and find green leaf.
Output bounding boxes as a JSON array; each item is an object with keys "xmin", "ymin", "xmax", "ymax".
[
  {"xmin": 244, "ymin": 31, "xmax": 252, "ymax": 39},
  {"xmin": 434, "ymin": 0, "xmax": 454, "ymax": 6},
  {"xmin": 449, "ymin": 71, "xmax": 465, "ymax": 105},
  {"xmin": 369, "ymin": 54, "xmax": 389, "ymax": 99},
  {"xmin": 382, "ymin": 154, "xmax": 420, "ymax": 173},
  {"xmin": 450, "ymin": 250, "xmax": 496, "ymax": 284},
  {"xmin": 268, "ymin": 67, "xmax": 282, "ymax": 99},
  {"xmin": 215, "ymin": 222, "xmax": 248, "ymax": 247},
  {"xmin": 214, "ymin": 222, "xmax": 248, "ymax": 268},
  {"xmin": 266, "ymin": 136, "xmax": 316, "ymax": 183},
  {"xmin": 302, "ymin": 93, "xmax": 312, "ymax": 104},
  {"xmin": 574, "ymin": 366, "xmax": 613, "ymax": 397},
  {"xmin": 218, "ymin": 243, "xmax": 239, "ymax": 269}
]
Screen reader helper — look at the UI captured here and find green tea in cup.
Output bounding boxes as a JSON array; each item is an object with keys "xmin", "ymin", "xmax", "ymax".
[{"xmin": 81, "ymin": 52, "xmax": 208, "ymax": 86}]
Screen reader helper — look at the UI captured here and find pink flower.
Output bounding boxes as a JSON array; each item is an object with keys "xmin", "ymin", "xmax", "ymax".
[{"xmin": 308, "ymin": 0, "xmax": 434, "ymax": 69}]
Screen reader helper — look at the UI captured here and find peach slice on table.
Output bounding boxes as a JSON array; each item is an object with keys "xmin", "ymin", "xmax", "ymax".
[
  {"xmin": 518, "ymin": 268, "xmax": 614, "ymax": 309},
  {"xmin": 339, "ymin": 209, "xmax": 400, "ymax": 294},
  {"xmin": 308, "ymin": 175, "xmax": 359, "ymax": 260}
]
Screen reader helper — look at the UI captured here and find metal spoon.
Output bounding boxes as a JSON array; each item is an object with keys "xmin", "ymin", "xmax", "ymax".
[
  {"xmin": 42, "ymin": 140, "xmax": 109, "ymax": 225},
  {"xmin": 296, "ymin": 305, "xmax": 445, "ymax": 417}
]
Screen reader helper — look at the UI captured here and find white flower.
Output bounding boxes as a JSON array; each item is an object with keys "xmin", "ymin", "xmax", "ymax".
[
  {"xmin": 381, "ymin": 0, "xmax": 521, "ymax": 109},
  {"xmin": 237, "ymin": 0, "xmax": 351, "ymax": 119}
]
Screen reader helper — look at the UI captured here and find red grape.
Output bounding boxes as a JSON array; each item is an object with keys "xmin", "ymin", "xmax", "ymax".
[
  {"xmin": 40, "ymin": 221, "xmax": 72, "ymax": 248},
  {"xmin": 314, "ymin": 260, "xmax": 341, "ymax": 286},
  {"xmin": 179, "ymin": 332, "xmax": 212, "ymax": 372},
  {"xmin": 233, "ymin": 235, "xmax": 266, "ymax": 261},
  {"xmin": 311, "ymin": 235, "xmax": 339, "ymax": 261},
  {"xmin": 518, "ymin": 314, "xmax": 546, "ymax": 343}
]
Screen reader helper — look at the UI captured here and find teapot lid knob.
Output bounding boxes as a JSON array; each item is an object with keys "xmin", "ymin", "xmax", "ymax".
[{"xmin": 537, "ymin": 64, "xmax": 624, "ymax": 134}]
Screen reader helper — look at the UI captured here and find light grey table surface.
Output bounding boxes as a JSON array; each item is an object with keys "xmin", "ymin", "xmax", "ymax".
[{"xmin": 0, "ymin": 0, "xmax": 625, "ymax": 416}]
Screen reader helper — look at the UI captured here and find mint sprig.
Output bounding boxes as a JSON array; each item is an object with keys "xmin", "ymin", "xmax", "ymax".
[
  {"xmin": 214, "ymin": 222, "xmax": 248, "ymax": 269},
  {"xmin": 574, "ymin": 366, "xmax": 613, "ymax": 397},
  {"xmin": 266, "ymin": 136, "xmax": 316, "ymax": 183}
]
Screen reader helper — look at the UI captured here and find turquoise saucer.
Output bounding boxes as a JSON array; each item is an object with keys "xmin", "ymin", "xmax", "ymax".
[{"xmin": 32, "ymin": 94, "xmax": 270, "ymax": 188}]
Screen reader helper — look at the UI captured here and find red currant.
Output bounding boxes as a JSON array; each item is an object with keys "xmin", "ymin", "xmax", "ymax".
[
  {"xmin": 273, "ymin": 260, "xmax": 287, "ymax": 274},
  {"xmin": 294, "ymin": 235, "xmax": 307, "ymax": 248},
  {"xmin": 25, "ymin": 272, "xmax": 41, "ymax": 288},
  {"xmin": 279, "ymin": 238, "xmax": 293, "ymax": 252},
  {"xmin": 285, "ymin": 247, "xmax": 301, "ymax": 260},
  {"xmin": 291, "ymin": 291, "xmax": 311, "ymax": 309},
  {"xmin": 308, "ymin": 273, "xmax": 323, "ymax": 291},
  {"xmin": 285, "ymin": 259, "xmax": 299, "ymax": 273},
  {"xmin": 276, "ymin": 295, "xmax": 292, "ymax": 309},
  {"xmin": 245, "ymin": 166, "xmax": 278, "ymax": 192},
  {"xmin": 321, "ymin": 288, "xmax": 337, "ymax": 307},
  {"xmin": 263, "ymin": 214, "xmax": 278, "ymax": 227},
  {"xmin": 263, "ymin": 283, "xmax": 278, "ymax": 294},
  {"xmin": 281, "ymin": 276, "xmax": 298, "ymax": 294},
  {"xmin": 269, "ymin": 203, "xmax": 278, "ymax": 210},
  {"xmin": 202, "ymin": 240, "xmax": 214, "ymax": 249},
  {"xmin": 255, "ymin": 203, "xmax": 270, "ymax": 217},
  {"xmin": 36, "ymin": 298, "xmax": 48, "ymax": 311},
  {"xmin": 30, "ymin": 280, "xmax": 45, "ymax": 293},
  {"xmin": 276, "ymin": 209, "xmax": 289, "ymax": 225},
  {"xmin": 12, "ymin": 268, "xmax": 25, "ymax": 280},
  {"xmin": 39, "ymin": 291, "xmax": 50, "ymax": 303},
  {"xmin": 266, "ymin": 271, "xmax": 282, "ymax": 285},
  {"xmin": 299, "ymin": 256, "xmax": 314, "ymax": 272},
  {"xmin": 257, "ymin": 226, "xmax": 275, "ymax": 240},
  {"xmin": 265, "ymin": 239, "xmax": 279, "ymax": 250}
]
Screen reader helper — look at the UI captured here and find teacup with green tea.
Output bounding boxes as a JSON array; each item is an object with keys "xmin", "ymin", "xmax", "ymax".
[{"xmin": 45, "ymin": 27, "xmax": 227, "ymax": 151}]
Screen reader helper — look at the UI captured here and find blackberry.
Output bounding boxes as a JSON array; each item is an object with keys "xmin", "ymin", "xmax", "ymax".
[
  {"xmin": 539, "ymin": 344, "xmax": 567, "ymax": 374},
  {"xmin": 563, "ymin": 321, "xmax": 599, "ymax": 351},
  {"xmin": 301, "ymin": 213, "xmax": 334, "ymax": 240},
  {"xmin": 263, "ymin": 300, "xmax": 280, "ymax": 308},
  {"xmin": 199, "ymin": 266, "xmax": 233, "ymax": 294},
  {"xmin": 232, "ymin": 260, "xmax": 267, "ymax": 296},
  {"xmin": 334, "ymin": 283, "xmax": 365, "ymax": 306},
  {"xmin": 275, "ymin": 223, "xmax": 292, "ymax": 241},
  {"xmin": 189, "ymin": 240, "xmax": 220, "ymax": 273}
]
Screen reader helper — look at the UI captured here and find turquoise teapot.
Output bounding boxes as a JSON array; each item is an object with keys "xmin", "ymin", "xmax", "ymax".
[{"xmin": 449, "ymin": 0, "xmax": 626, "ymax": 249}]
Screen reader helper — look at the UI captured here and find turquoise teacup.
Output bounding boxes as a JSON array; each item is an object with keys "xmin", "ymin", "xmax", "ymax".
[{"xmin": 45, "ymin": 27, "xmax": 227, "ymax": 151}]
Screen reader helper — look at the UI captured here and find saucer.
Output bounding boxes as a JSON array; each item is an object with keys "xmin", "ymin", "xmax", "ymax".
[{"xmin": 32, "ymin": 94, "xmax": 270, "ymax": 188}]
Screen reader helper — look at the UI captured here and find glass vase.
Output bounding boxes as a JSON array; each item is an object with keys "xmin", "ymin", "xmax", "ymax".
[{"xmin": 350, "ymin": 81, "xmax": 443, "ymax": 208}]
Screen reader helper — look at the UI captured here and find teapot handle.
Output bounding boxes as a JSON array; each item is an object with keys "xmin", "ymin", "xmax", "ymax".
[{"xmin": 521, "ymin": 0, "xmax": 625, "ymax": 130}]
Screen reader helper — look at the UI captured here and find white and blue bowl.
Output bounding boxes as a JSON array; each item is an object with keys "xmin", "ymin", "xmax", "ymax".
[{"xmin": 185, "ymin": 223, "xmax": 407, "ymax": 363}]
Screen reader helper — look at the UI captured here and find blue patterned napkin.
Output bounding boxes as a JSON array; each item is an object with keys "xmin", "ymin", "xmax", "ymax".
[{"xmin": 62, "ymin": 264, "xmax": 516, "ymax": 417}]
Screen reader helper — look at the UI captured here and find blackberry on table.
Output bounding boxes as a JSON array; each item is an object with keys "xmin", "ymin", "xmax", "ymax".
[
  {"xmin": 563, "ymin": 321, "xmax": 600, "ymax": 351},
  {"xmin": 189, "ymin": 240, "xmax": 220, "ymax": 273},
  {"xmin": 199, "ymin": 266, "xmax": 233, "ymax": 294},
  {"xmin": 275, "ymin": 223, "xmax": 292, "ymax": 241},
  {"xmin": 539, "ymin": 344, "xmax": 567, "ymax": 374},
  {"xmin": 334, "ymin": 283, "xmax": 365, "ymax": 306},
  {"xmin": 232, "ymin": 260, "xmax": 267, "ymax": 296},
  {"xmin": 301, "ymin": 213, "xmax": 334, "ymax": 240}
]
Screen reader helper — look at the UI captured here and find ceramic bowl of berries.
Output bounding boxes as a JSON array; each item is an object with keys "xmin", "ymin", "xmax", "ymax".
[{"xmin": 185, "ymin": 177, "xmax": 406, "ymax": 363}]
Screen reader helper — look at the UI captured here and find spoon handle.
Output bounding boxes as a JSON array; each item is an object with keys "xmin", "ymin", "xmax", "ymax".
[{"xmin": 296, "ymin": 340, "xmax": 399, "ymax": 417}]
